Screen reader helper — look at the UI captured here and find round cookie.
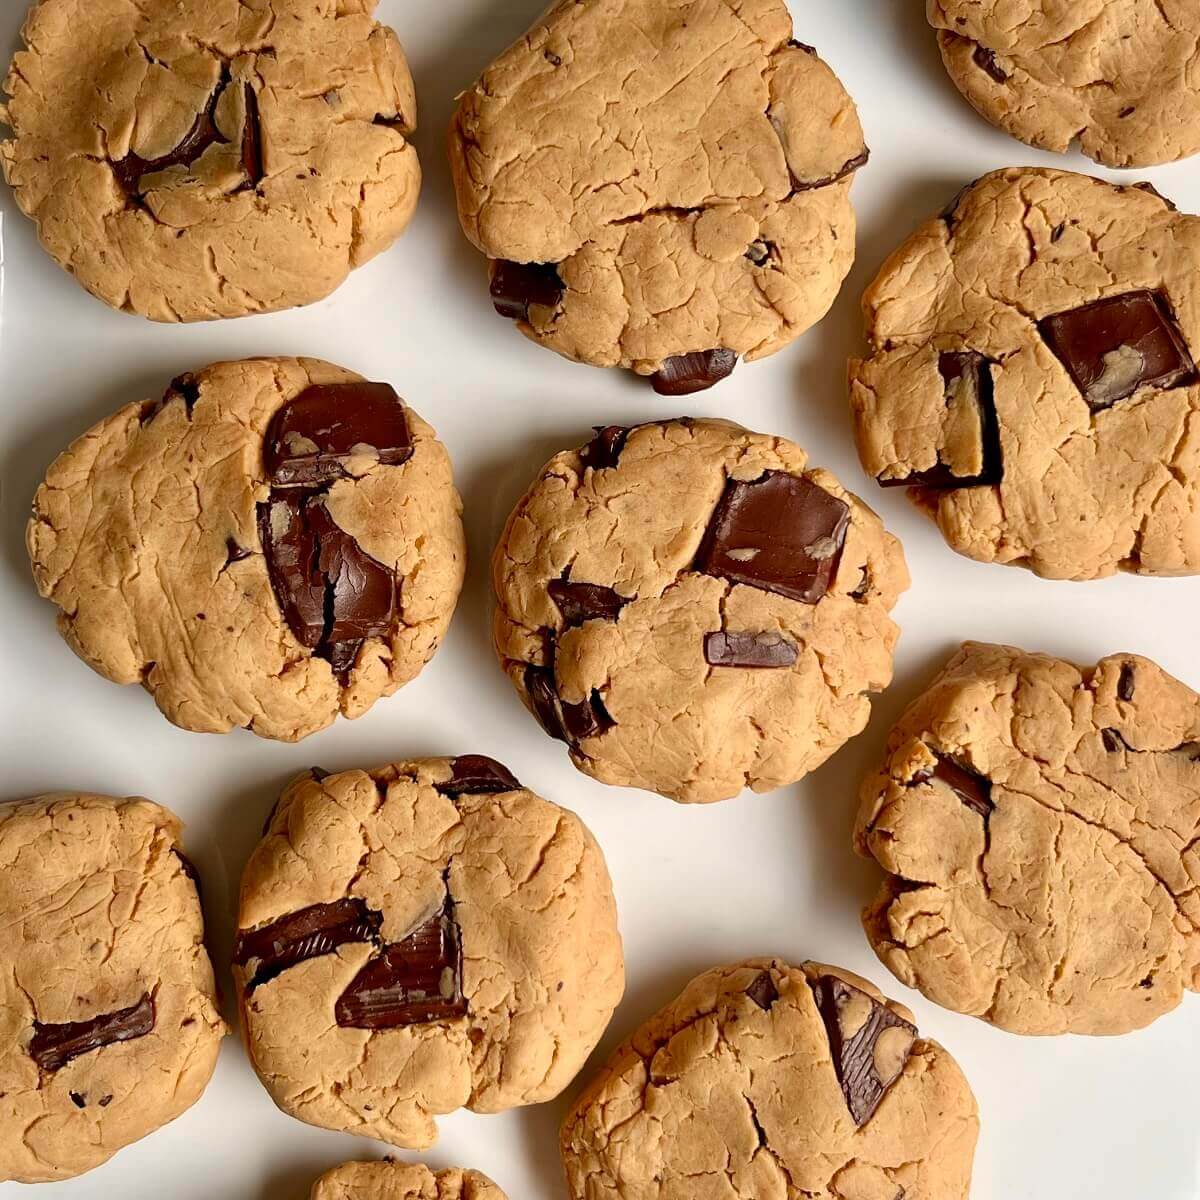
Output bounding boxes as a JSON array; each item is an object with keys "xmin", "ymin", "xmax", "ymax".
[
  {"xmin": 28, "ymin": 358, "xmax": 465, "ymax": 741},
  {"xmin": 449, "ymin": 0, "xmax": 867, "ymax": 394},
  {"xmin": 930, "ymin": 1, "xmax": 1200, "ymax": 168},
  {"xmin": 311, "ymin": 1161, "xmax": 507, "ymax": 1200},
  {"xmin": 561, "ymin": 958, "xmax": 979, "ymax": 1200},
  {"xmin": 850, "ymin": 168, "xmax": 1200, "ymax": 580},
  {"xmin": 234, "ymin": 757, "xmax": 624, "ymax": 1150},
  {"xmin": 493, "ymin": 419, "xmax": 908, "ymax": 803},
  {"xmin": 0, "ymin": 794, "xmax": 225, "ymax": 1184},
  {"xmin": 0, "ymin": 0, "xmax": 420, "ymax": 321},
  {"xmin": 856, "ymin": 642, "xmax": 1200, "ymax": 1036}
]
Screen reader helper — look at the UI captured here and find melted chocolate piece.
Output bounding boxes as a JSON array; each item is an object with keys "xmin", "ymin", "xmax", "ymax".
[
  {"xmin": 29, "ymin": 994, "xmax": 156, "ymax": 1073},
  {"xmin": 236, "ymin": 899, "xmax": 382, "ymax": 992},
  {"xmin": 973, "ymin": 45, "xmax": 1008, "ymax": 82},
  {"xmin": 704, "ymin": 630, "xmax": 799, "ymax": 669},
  {"xmin": 651, "ymin": 350, "xmax": 738, "ymax": 396},
  {"xmin": 579, "ymin": 425, "xmax": 631, "ymax": 470},
  {"xmin": 792, "ymin": 149, "xmax": 870, "ymax": 192},
  {"xmin": 1038, "ymin": 291, "xmax": 1197, "ymax": 411},
  {"xmin": 489, "ymin": 260, "xmax": 564, "ymax": 320},
  {"xmin": 1118, "ymin": 662, "xmax": 1136, "ymax": 701},
  {"xmin": 696, "ymin": 470, "xmax": 850, "ymax": 604},
  {"xmin": 240, "ymin": 84, "xmax": 263, "ymax": 187},
  {"xmin": 746, "ymin": 971, "xmax": 779, "ymax": 1011},
  {"xmin": 438, "ymin": 755, "xmax": 521, "ymax": 796},
  {"xmin": 1102, "ymin": 727, "xmax": 1131, "ymax": 752},
  {"xmin": 914, "ymin": 754, "xmax": 993, "ymax": 820},
  {"xmin": 548, "ymin": 578, "xmax": 628, "ymax": 626},
  {"xmin": 524, "ymin": 665, "xmax": 615, "ymax": 744}
]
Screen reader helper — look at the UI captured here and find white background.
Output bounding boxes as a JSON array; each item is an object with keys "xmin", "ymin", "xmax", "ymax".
[{"xmin": 2, "ymin": 1, "xmax": 1198, "ymax": 1197}]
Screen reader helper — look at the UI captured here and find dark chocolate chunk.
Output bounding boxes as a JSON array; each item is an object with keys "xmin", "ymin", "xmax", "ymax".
[
  {"xmin": 561, "ymin": 689, "xmax": 615, "ymax": 742},
  {"xmin": 172, "ymin": 849, "xmax": 202, "ymax": 901},
  {"xmin": 98, "ymin": 1095, "xmax": 113, "ymax": 1107},
  {"xmin": 548, "ymin": 578, "xmax": 628, "ymax": 626},
  {"xmin": 696, "ymin": 470, "xmax": 850, "ymax": 604},
  {"xmin": 651, "ymin": 349, "xmax": 738, "ymax": 396},
  {"xmin": 489, "ymin": 260, "xmax": 564, "ymax": 320},
  {"xmin": 1038, "ymin": 290, "xmax": 1197, "ymax": 410},
  {"xmin": 439, "ymin": 755, "xmax": 521, "ymax": 796},
  {"xmin": 810, "ymin": 974, "xmax": 916, "ymax": 1126},
  {"xmin": 792, "ymin": 149, "xmax": 870, "ymax": 192},
  {"xmin": 69, "ymin": 1091, "xmax": 86, "ymax": 1108},
  {"xmin": 235, "ymin": 898, "xmax": 383, "ymax": 992},
  {"xmin": 1102, "ymin": 727, "xmax": 1131, "ymax": 752},
  {"xmin": 1118, "ymin": 663, "xmax": 1136, "ymax": 701},
  {"xmin": 240, "ymin": 84, "xmax": 263, "ymax": 187},
  {"xmin": 913, "ymin": 753, "xmax": 993, "ymax": 820},
  {"xmin": 524, "ymin": 665, "xmax": 615, "ymax": 744},
  {"xmin": 140, "ymin": 373, "xmax": 202, "ymax": 425},
  {"xmin": 745, "ymin": 239, "xmax": 775, "ymax": 266},
  {"xmin": 704, "ymin": 630, "xmax": 799, "ymax": 669},
  {"xmin": 972, "ymin": 44, "xmax": 1008, "ymax": 82},
  {"xmin": 1131, "ymin": 181, "xmax": 1177, "ymax": 211},
  {"xmin": 746, "ymin": 971, "xmax": 779, "ymax": 1011},
  {"xmin": 225, "ymin": 538, "xmax": 252, "ymax": 566},
  {"xmin": 29, "ymin": 994, "xmax": 156, "ymax": 1073},
  {"xmin": 788, "ymin": 39, "xmax": 817, "ymax": 54},
  {"xmin": 579, "ymin": 425, "xmax": 631, "ymax": 470}
]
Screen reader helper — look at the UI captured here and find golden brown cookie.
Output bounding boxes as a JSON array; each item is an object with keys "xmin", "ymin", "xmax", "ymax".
[{"xmin": 310, "ymin": 1160, "xmax": 507, "ymax": 1200}]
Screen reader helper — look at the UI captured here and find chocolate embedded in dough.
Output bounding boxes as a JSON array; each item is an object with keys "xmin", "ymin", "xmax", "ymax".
[
  {"xmin": 548, "ymin": 578, "xmax": 629, "ymax": 626},
  {"xmin": 524, "ymin": 665, "xmax": 615, "ymax": 744},
  {"xmin": 651, "ymin": 349, "xmax": 738, "ymax": 396},
  {"xmin": 972, "ymin": 44, "xmax": 1008, "ymax": 82},
  {"xmin": 1118, "ymin": 662, "xmax": 1136, "ymax": 701},
  {"xmin": 438, "ymin": 756, "xmax": 521, "ymax": 796},
  {"xmin": 240, "ymin": 84, "xmax": 263, "ymax": 187},
  {"xmin": 745, "ymin": 971, "xmax": 779, "ymax": 1010},
  {"xmin": 489, "ymin": 260, "xmax": 565, "ymax": 320},
  {"xmin": 579, "ymin": 425, "xmax": 631, "ymax": 470},
  {"xmin": 28, "ymin": 994, "xmax": 156, "ymax": 1073},
  {"xmin": 704, "ymin": 631, "xmax": 799, "ymax": 668},
  {"xmin": 913, "ymin": 753, "xmax": 993, "ymax": 820}
]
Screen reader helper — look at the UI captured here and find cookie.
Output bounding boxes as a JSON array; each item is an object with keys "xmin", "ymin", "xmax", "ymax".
[
  {"xmin": 28, "ymin": 358, "xmax": 465, "ymax": 741},
  {"xmin": 856, "ymin": 642, "xmax": 1200, "ymax": 1036},
  {"xmin": 234, "ymin": 757, "xmax": 624, "ymax": 1150},
  {"xmin": 930, "ymin": 1, "xmax": 1200, "ymax": 168},
  {"xmin": 0, "ymin": 0, "xmax": 419, "ymax": 321},
  {"xmin": 493, "ymin": 419, "xmax": 908, "ymax": 803},
  {"xmin": 310, "ymin": 1161, "xmax": 507, "ymax": 1200},
  {"xmin": 0, "ymin": 794, "xmax": 225, "ymax": 1183},
  {"xmin": 561, "ymin": 958, "xmax": 978, "ymax": 1200},
  {"xmin": 850, "ymin": 168, "xmax": 1200, "ymax": 580},
  {"xmin": 449, "ymin": 0, "xmax": 867, "ymax": 393}
]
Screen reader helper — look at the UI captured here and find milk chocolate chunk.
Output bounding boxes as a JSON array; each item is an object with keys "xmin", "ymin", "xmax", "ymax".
[
  {"xmin": 705, "ymin": 631, "xmax": 799, "ymax": 668},
  {"xmin": 29, "ymin": 994, "xmax": 156, "ymax": 1073},
  {"xmin": 524, "ymin": 665, "xmax": 615, "ymax": 744},
  {"xmin": 490, "ymin": 260, "xmax": 565, "ymax": 320},
  {"xmin": 696, "ymin": 471, "xmax": 850, "ymax": 604},
  {"xmin": 439, "ymin": 755, "xmax": 521, "ymax": 796},
  {"xmin": 810, "ymin": 975, "xmax": 916, "ymax": 1126},
  {"xmin": 914, "ymin": 753, "xmax": 993, "ymax": 820},
  {"xmin": 579, "ymin": 425, "xmax": 631, "ymax": 470},
  {"xmin": 235, "ymin": 898, "xmax": 383, "ymax": 991},
  {"xmin": 549, "ymin": 578, "xmax": 628, "ymax": 626},
  {"xmin": 746, "ymin": 971, "xmax": 779, "ymax": 1011},
  {"xmin": 651, "ymin": 349, "xmax": 737, "ymax": 396},
  {"xmin": 1038, "ymin": 291, "xmax": 1197, "ymax": 410}
]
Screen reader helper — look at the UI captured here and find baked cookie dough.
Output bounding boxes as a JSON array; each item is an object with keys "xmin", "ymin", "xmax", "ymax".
[
  {"xmin": 0, "ymin": 0, "xmax": 419, "ymax": 321},
  {"xmin": 449, "ymin": 0, "xmax": 867, "ymax": 394},
  {"xmin": 561, "ymin": 958, "xmax": 979, "ymax": 1200},
  {"xmin": 0, "ymin": 794, "xmax": 225, "ymax": 1184},
  {"xmin": 28, "ymin": 358, "xmax": 465, "ymax": 741},
  {"xmin": 856, "ymin": 642, "xmax": 1200, "ymax": 1036},
  {"xmin": 850, "ymin": 168, "xmax": 1200, "ymax": 580},
  {"xmin": 930, "ymin": 1, "xmax": 1200, "ymax": 168},
  {"xmin": 311, "ymin": 1161, "xmax": 507, "ymax": 1200},
  {"xmin": 493, "ymin": 419, "xmax": 908, "ymax": 803},
  {"xmin": 234, "ymin": 757, "xmax": 624, "ymax": 1150}
]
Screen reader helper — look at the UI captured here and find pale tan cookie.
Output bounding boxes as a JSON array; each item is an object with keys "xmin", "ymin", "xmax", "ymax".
[
  {"xmin": 449, "ymin": 0, "xmax": 866, "ymax": 394},
  {"xmin": 930, "ymin": 0, "xmax": 1200, "ymax": 168},
  {"xmin": 310, "ymin": 1160, "xmax": 507, "ymax": 1200},
  {"xmin": 0, "ymin": 794, "xmax": 225, "ymax": 1184},
  {"xmin": 561, "ymin": 958, "xmax": 979, "ymax": 1200},
  {"xmin": 0, "ymin": 0, "xmax": 419, "ymax": 321},
  {"xmin": 493, "ymin": 419, "xmax": 908, "ymax": 804},
  {"xmin": 850, "ymin": 168, "xmax": 1200, "ymax": 580},
  {"xmin": 28, "ymin": 357, "xmax": 465, "ymax": 741},
  {"xmin": 856, "ymin": 642, "xmax": 1200, "ymax": 1036},
  {"xmin": 234, "ymin": 757, "xmax": 624, "ymax": 1150}
]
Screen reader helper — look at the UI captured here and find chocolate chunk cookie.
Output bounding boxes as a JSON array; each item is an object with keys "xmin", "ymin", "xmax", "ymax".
[
  {"xmin": 493, "ymin": 419, "xmax": 908, "ymax": 803},
  {"xmin": 234, "ymin": 758, "xmax": 624, "ymax": 1150},
  {"xmin": 561, "ymin": 959, "xmax": 979, "ymax": 1200},
  {"xmin": 0, "ymin": 0, "xmax": 420, "ymax": 320},
  {"xmin": 931, "ymin": 1, "xmax": 1200, "ymax": 168},
  {"xmin": 310, "ymin": 1161, "xmax": 507, "ymax": 1200},
  {"xmin": 28, "ymin": 358, "xmax": 465, "ymax": 741},
  {"xmin": 857, "ymin": 642, "xmax": 1200, "ymax": 1036},
  {"xmin": 850, "ymin": 168, "xmax": 1200, "ymax": 580},
  {"xmin": 449, "ymin": 0, "xmax": 867, "ymax": 392},
  {"xmin": 0, "ymin": 794, "xmax": 225, "ymax": 1183}
]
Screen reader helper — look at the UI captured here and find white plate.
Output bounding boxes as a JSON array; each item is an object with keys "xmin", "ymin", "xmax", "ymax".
[{"xmin": 2, "ymin": 2, "xmax": 1198, "ymax": 1197}]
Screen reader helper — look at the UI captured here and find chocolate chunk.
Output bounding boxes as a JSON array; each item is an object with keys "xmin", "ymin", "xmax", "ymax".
[
  {"xmin": 810, "ymin": 975, "xmax": 916, "ymax": 1126},
  {"xmin": 1118, "ymin": 663, "xmax": 1136, "ymax": 701},
  {"xmin": 972, "ymin": 45, "xmax": 1008, "ymax": 82},
  {"xmin": 225, "ymin": 538, "xmax": 252, "ymax": 565},
  {"xmin": 1038, "ymin": 290, "xmax": 1197, "ymax": 410},
  {"xmin": 172, "ymin": 849, "xmax": 202, "ymax": 901},
  {"xmin": 29, "ymin": 994, "xmax": 156, "ymax": 1073},
  {"xmin": 745, "ymin": 240, "xmax": 774, "ymax": 266},
  {"xmin": 69, "ymin": 1091, "xmax": 86, "ymax": 1108},
  {"xmin": 704, "ymin": 630, "xmax": 799, "ymax": 668},
  {"xmin": 335, "ymin": 903, "xmax": 467, "ymax": 1029},
  {"xmin": 1102, "ymin": 727, "xmax": 1131, "ymax": 752},
  {"xmin": 696, "ymin": 470, "xmax": 850, "ymax": 604},
  {"xmin": 746, "ymin": 971, "xmax": 779, "ymax": 1010},
  {"xmin": 548, "ymin": 578, "xmax": 628, "ymax": 626},
  {"xmin": 1131, "ymin": 181, "xmax": 1177, "ymax": 211},
  {"xmin": 562, "ymin": 689, "xmax": 615, "ymax": 742},
  {"xmin": 792, "ymin": 149, "xmax": 870, "ymax": 192},
  {"xmin": 264, "ymin": 382, "xmax": 413, "ymax": 488},
  {"xmin": 140, "ymin": 373, "xmax": 203, "ymax": 425},
  {"xmin": 489, "ymin": 260, "xmax": 564, "ymax": 320},
  {"xmin": 579, "ymin": 425, "xmax": 631, "ymax": 470},
  {"xmin": 651, "ymin": 349, "xmax": 738, "ymax": 396},
  {"xmin": 524, "ymin": 665, "xmax": 615, "ymax": 744},
  {"xmin": 235, "ymin": 898, "xmax": 383, "ymax": 992},
  {"xmin": 914, "ymin": 753, "xmax": 993, "ymax": 820},
  {"xmin": 240, "ymin": 84, "xmax": 263, "ymax": 187},
  {"xmin": 438, "ymin": 755, "xmax": 521, "ymax": 796}
]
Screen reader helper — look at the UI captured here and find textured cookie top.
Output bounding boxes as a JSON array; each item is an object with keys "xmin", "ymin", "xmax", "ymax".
[
  {"xmin": 857, "ymin": 642, "xmax": 1200, "ymax": 1036},
  {"xmin": 493, "ymin": 419, "xmax": 908, "ymax": 803},
  {"xmin": 850, "ymin": 168, "xmax": 1200, "ymax": 580},
  {"xmin": 235, "ymin": 758, "xmax": 624, "ymax": 1150},
  {"xmin": 450, "ymin": 0, "xmax": 866, "ymax": 386},
  {"xmin": 0, "ymin": 794, "xmax": 225, "ymax": 1184},
  {"xmin": 0, "ymin": 0, "xmax": 419, "ymax": 321},
  {"xmin": 561, "ymin": 958, "xmax": 979, "ymax": 1200},
  {"xmin": 931, "ymin": 0, "xmax": 1200, "ymax": 168},
  {"xmin": 27, "ymin": 358, "xmax": 465, "ymax": 742},
  {"xmin": 310, "ymin": 1161, "xmax": 506, "ymax": 1200}
]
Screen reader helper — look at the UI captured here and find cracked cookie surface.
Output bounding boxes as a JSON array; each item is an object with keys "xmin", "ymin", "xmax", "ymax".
[
  {"xmin": 27, "ymin": 357, "xmax": 465, "ymax": 741},
  {"xmin": 235, "ymin": 757, "xmax": 624, "ymax": 1150},
  {"xmin": 449, "ymin": 0, "xmax": 867, "ymax": 391},
  {"xmin": 0, "ymin": 793, "xmax": 225, "ymax": 1184},
  {"xmin": 310, "ymin": 1160, "xmax": 507, "ymax": 1200},
  {"xmin": 850, "ymin": 168, "xmax": 1200, "ymax": 580},
  {"xmin": 0, "ymin": 0, "xmax": 420, "ymax": 321},
  {"xmin": 856, "ymin": 642, "xmax": 1200, "ymax": 1036},
  {"xmin": 561, "ymin": 958, "xmax": 978, "ymax": 1200},
  {"xmin": 493, "ymin": 419, "xmax": 908, "ymax": 803},
  {"xmin": 930, "ymin": 0, "xmax": 1200, "ymax": 168}
]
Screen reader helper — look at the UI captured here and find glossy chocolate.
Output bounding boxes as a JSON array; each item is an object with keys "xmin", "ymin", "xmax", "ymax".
[
  {"xmin": 914, "ymin": 753, "xmax": 993, "ymax": 820},
  {"xmin": 29, "ymin": 994, "xmax": 156, "ymax": 1073},
  {"xmin": 704, "ymin": 630, "xmax": 799, "ymax": 668},
  {"xmin": 524, "ymin": 665, "xmax": 615, "ymax": 744},
  {"xmin": 745, "ymin": 971, "xmax": 779, "ymax": 1011},
  {"xmin": 438, "ymin": 755, "xmax": 521, "ymax": 796},
  {"xmin": 792, "ymin": 149, "xmax": 870, "ymax": 192},
  {"xmin": 579, "ymin": 425, "xmax": 631, "ymax": 470},
  {"xmin": 240, "ymin": 85, "xmax": 263, "ymax": 187},
  {"xmin": 651, "ymin": 349, "xmax": 738, "ymax": 396},
  {"xmin": 548, "ymin": 579, "xmax": 628, "ymax": 626},
  {"xmin": 490, "ymin": 260, "xmax": 564, "ymax": 320},
  {"xmin": 1118, "ymin": 663, "xmax": 1136, "ymax": 701}
]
